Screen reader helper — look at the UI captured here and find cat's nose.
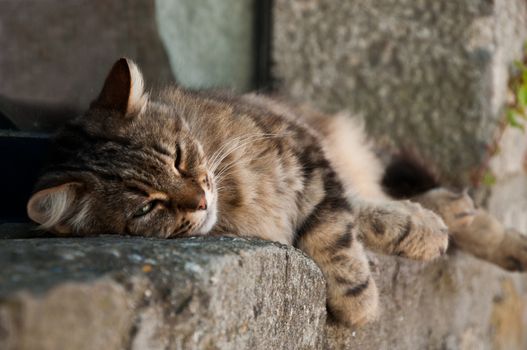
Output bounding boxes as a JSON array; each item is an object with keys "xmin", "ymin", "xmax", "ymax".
[
  {"xmin": 175, "ymin": 187, "xmax": 207, "ymax": 211},
  {"xmin": 197, "ymin": 194, "xmax": 207, "ymax": 210}
]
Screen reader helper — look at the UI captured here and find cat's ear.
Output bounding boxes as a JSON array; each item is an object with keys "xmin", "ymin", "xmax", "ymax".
[
  {"xmin": 92, "ymin": 58, "xmax": 147, "ymax": 116},
  {"xmin": 27, "ymin": 182, "xmax": 84, "ymax": 234}
]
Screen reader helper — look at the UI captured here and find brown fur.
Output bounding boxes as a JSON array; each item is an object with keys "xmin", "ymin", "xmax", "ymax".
[{"xmin": 27, "ymin": 58, "xmax": 526, "ymax": 327}]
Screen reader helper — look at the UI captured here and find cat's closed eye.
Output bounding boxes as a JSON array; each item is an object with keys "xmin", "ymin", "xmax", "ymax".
[{"xmin": 174, "ymin": 143, "xmax": 183, "ymax": 172}]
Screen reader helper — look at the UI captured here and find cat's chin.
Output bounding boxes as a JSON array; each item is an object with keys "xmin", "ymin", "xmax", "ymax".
[
  {"xmin": 193, "ymin": 188, "xmax": 218, "ymax": 235},
  {"xmin": 195, "ymin": 201, "xmax": 217, "ymax": 235}
]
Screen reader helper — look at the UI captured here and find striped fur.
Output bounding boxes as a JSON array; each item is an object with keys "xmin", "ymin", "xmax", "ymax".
[{"xmin": 28, "ymin": 58, "xmax": 452, "ymax": 326}]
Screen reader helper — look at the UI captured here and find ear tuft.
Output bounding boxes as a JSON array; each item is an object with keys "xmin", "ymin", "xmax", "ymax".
[
  {"xmin": 27, "ymin": 183, "xmax": 82, "ymax": 232},
  {"xmin": 127, "ymin": 60, "xmax": 147, "ymax": 114},
  {"xmin": 92, "ymin": 58, "xmax": 147, "ymax": 116}
]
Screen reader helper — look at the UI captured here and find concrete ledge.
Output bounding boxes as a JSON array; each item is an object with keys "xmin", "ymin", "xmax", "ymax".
[
  {"xmin": 0, "ymin": 234, "xmax": 325, "ymax": 350},
  {"xmin": 1, "ymin": 225, "xmax": 527, "ymax": 349}
]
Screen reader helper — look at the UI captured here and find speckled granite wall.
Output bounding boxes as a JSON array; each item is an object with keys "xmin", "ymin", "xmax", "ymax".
[{"xmin": 273, "ymin": 0, "xmax": 527, "ymax": 187}]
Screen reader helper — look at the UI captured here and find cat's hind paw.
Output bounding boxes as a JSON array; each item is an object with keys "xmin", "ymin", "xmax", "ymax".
[
  {"xmin": 414, "ymin": 188, "xmax": 477, "ymax": 234},
  {"xmin": 493, "ymin": 228, "xmax": 527, "ymax": 272}
]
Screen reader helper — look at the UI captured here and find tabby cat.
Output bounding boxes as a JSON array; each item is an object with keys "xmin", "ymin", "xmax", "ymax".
[{"xmin": 27, "ymin": 58, "xmax": 527, "ymax": 326}]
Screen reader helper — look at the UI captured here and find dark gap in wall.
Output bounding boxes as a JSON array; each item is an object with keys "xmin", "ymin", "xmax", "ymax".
[
  {"xmin": 0, "ymin": 135, "xmax": 51, "ymax": 223},
  {"xmin": 253, "ymin": 0, "xmax": 273, "ymax": 91},
  {"xmin": 0, "ymin": 97, "xmax": 79, "ymax": 222}
]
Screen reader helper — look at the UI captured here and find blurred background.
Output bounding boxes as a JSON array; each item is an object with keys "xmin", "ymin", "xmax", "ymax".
[{"xmin": 0, "ymin": 0, "xmax": 270, "ymax": 132}]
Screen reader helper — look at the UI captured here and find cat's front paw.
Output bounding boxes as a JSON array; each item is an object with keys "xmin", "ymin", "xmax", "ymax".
[{"xmin": 383, "ymin": 200, "xmax": 449, "ymax": 261}]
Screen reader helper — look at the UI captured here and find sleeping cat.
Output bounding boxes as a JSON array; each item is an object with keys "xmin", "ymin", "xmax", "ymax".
[{"xmin": 27, "ymin": 58, "xmax": 527, "ymax": 327}]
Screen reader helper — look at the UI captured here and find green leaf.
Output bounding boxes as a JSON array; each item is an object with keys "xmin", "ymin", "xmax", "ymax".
[
  {"xmin": 517, "ymin": 106, "xmax": 527, "ymax": 120},
  {"xmin": 517, "ymin": 85, "xmax": 527, "ymax": 107},
  {"xmin": 506, "ymin": 109, "xmax": 525, "ymax": 131},
  {"xmin": 482, "ymin": 171, "xmax": 496, "ymax": 187},
  {"xmin": 512, "ymin": 60, "xmax": 527, "ymax": 78}
]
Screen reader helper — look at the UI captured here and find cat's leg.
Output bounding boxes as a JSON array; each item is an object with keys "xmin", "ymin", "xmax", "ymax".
[
  {"xmin": 309, "ymin": 113, "xmax": 449, "ymax": 259},
  {"xmin": 413, "ymin": 188, "xmax": 527, "ymax": 271},
  {"xmin": 296, "ymin": 211, "xmax": 379, "ymax": 327},
  {"xmin": 354, "ymin": 199, "xmax": 449, "ymax": 261}
]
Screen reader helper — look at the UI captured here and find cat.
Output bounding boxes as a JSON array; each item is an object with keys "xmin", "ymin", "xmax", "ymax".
[{"xmin": 27, "ymin": 58, "xmax": 527, "ymax": 327}]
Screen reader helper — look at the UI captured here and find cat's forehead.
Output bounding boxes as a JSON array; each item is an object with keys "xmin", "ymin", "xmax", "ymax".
[
  {"xmin": 50, "ymin": 116, "xmax": 205, "ymax": 185},
  {"xmin": 85, "ymin": 104, "xmax": 180, "ymax": 134}
]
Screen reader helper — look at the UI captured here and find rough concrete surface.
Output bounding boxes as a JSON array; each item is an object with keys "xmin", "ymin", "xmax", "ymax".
[
  {"xmin": 486, "ymin": 125, "xmax": 527, "ymax": 232},
  {"xmin": 1, "ymin": 225, "xmax": 526, "ymax": 350},
  {"xmin": 273, "ymin": 0, "xmax": 527, "ymax": 186},
  {"xmin": 0, "ymin": 233, "xmax": 326, "ymax": 350},
  {"xmin": 327, "ymin": 250, "xmax": 527, "ymax": 350}
]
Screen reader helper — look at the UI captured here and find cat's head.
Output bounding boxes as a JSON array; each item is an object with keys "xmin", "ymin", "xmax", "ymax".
[{"xmin": 27, "ymin": 58, "xmax": 217, "ymax": 238}]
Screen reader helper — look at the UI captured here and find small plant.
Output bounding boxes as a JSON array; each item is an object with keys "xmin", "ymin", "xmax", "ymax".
[
  {"xmin": 472, "ymin": 43, "xmax": 527, "ymax": 188},
  {"xmin": 481, "ymin": 169, "xmax": 497, "ymax": 187},
  {"xmin": 506, "ymin": 43, "xmax": 527, "ymax": 131}
]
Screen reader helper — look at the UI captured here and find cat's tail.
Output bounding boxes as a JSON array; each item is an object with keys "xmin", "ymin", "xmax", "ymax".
[{"xmin": 381, "ymin": 153, "xmax": 441, "ymax": 199}]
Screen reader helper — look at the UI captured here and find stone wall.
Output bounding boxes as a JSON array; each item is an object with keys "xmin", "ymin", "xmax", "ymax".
[
  {"xmin": 156, "ymin": 0, "xmax": 255, "ymax": 91},
  {"xmin": 273, "ymin": 0, "xmax": 527, "ymax": 188}
]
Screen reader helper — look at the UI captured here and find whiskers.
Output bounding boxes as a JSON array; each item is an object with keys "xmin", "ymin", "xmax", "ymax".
[
  {"xmin": 207, "ymin": 133, "xmax": 285, "ymax": 189},
  {"xmin": 167, "ymin": 213, "xmax": 211, "ymax": 238},
  {"xmin": 168, "ymin": 219, "xmax": 193, "ymax": 238}
]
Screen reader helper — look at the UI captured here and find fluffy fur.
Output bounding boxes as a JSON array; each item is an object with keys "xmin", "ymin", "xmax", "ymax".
[{"xmin": 28, "ymin": 58, "xmax": 527, "ymax": 327}]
